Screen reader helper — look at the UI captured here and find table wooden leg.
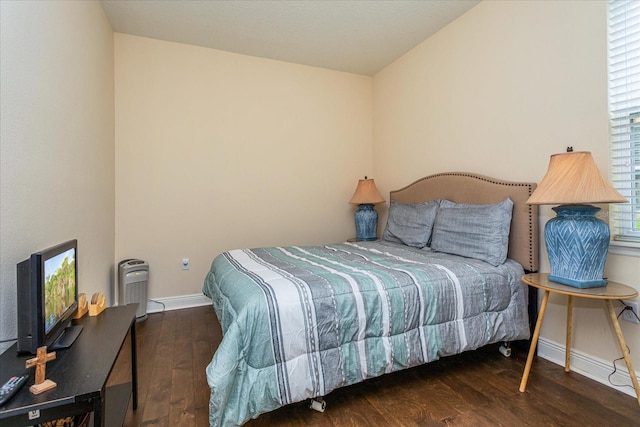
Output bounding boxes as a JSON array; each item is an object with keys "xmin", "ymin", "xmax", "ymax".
[
  {"xmin": 605, "ymin": 300, "xmax": 640, "ymax": 406},
  {"xmin": 131, "ymin": 320, "xmax": 138, "ymax": 410},
  {"xmin": 565, "ymin": 295, "xmax": 573, "ymax": 372},
  {"xmin": 520, "ymin": 290, "xmax": 550, "ymax": 393}
]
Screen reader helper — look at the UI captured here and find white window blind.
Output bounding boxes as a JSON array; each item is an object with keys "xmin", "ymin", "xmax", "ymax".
[{"xmin": 608, "ymin": 0, "xmax": 640, "ymax": 244}]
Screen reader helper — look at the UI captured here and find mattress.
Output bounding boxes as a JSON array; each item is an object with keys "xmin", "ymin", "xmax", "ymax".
[{"xmin": 203, "ymin": 240, "xmax": 529, "ymax": 426}]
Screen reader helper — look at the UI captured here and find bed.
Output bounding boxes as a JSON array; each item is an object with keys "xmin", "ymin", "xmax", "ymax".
[{"xmin": 203, "ymin": 172, "xmax": 539, "ymax": 426}]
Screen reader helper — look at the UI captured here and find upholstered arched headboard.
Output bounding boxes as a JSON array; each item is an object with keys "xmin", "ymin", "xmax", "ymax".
[{"xmin": 390, "ymin": 172, "xmax": 539, "ymax": 273}]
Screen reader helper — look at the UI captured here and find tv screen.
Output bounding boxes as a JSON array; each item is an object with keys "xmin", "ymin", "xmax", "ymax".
[
  {"xmin": 43, "ymin": 247, "xmax": 76, "ymax": 334},
  {"xmin": 17, "ymin": 239, "xmax": 81, "ymax": 355}
]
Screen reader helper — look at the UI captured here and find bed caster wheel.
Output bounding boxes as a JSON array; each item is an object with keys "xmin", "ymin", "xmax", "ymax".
[
  {"xmin": 499, "ymin": 342, "xmax": 511, "ymax": 358},
  {"xmin": 309, "ymin": 397, "xmax": 326, "ymax": 412}
]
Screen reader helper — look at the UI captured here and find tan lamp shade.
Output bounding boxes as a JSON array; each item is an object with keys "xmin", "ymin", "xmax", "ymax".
[
  {"xmin": 526, "ymin": 151, "xmax": 628, "ymax": 205},
  {"xmin": 349, "ymin": 178, "xmax": 385, "ymax": 205}
]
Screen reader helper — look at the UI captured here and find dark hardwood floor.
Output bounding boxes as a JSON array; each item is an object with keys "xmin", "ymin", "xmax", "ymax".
[{"xmin": 120, "ymin": 306, "xmax": 640, "ymax": 426}]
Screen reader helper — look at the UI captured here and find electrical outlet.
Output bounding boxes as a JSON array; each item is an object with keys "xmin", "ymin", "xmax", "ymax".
[
  {"xmin": 182, "ymin": 258, "xmax": 190, "ymax": 270},
  {"xmin": 621, "ymin": 300, "xmax": 640, "ymax": 324}
]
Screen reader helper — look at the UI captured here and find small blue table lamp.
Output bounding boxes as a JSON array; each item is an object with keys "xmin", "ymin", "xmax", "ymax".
[
  {"xmin": 526, "ymin": 150, "xmax": 628, "ymax": 288},
  {"xmin": 349, "ymin": 177, "xmax": 385, "ymax": 241}
]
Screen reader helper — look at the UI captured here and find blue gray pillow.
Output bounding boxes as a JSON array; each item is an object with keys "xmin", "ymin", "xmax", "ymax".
[
  {"xmin": 382, "ymin": 200, "xmax": 440, "ymax": 248},
  {"xmin": 430, "ymin": 198, "xmax": 513, "ymax": 266}
]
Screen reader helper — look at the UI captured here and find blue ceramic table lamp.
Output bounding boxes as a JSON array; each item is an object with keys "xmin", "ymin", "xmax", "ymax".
[
  {"xmin": 526, "ymin": 150, "xmax": 628, "ymax": 288},
  {"xmin": 349, "ymin": 177, "xmax": 385, "ymax": 241}
]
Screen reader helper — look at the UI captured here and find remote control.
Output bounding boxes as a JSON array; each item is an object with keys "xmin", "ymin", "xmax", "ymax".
[{"xmin": 0, "ymin": 375, "xmax": 28, "ymax": 406}]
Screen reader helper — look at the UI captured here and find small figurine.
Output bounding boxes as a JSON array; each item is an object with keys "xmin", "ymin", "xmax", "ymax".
[
  {"xmin": 89, "ymin": 292, "xmax": 106, "ymax": 316},
  {"xmin": 73, "ymin": 293, "xmax": 88, "ymax": 319},
  {"xmin": 25, "ymin": 346, "xmax": 57, "ymax": 394}
]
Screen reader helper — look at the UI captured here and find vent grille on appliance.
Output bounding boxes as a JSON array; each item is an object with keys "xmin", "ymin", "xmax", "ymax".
[{"xmin": 118, "ymin": 259, "xmax": 149, "ymax": 322}]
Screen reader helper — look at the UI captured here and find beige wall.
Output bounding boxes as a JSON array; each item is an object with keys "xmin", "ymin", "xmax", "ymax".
[
  {"xmin": 373, "ymin": 0, "xmax": 640, "ymax": 376},
  {"xmin": 114, "ymin": 34, "xmax": 372, "ymax": 299},
  {"xmin": 0, "ymin": 1, "xmax": 115, "ymax": 347}
]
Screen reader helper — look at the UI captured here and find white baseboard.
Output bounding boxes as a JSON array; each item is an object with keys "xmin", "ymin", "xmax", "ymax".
[
  {"xmin": 145, "ymin": 293, "xmax": 212, "ymax": 314},
  {"xmin": 538, "ymin": 337, "xmax": 639, "ymax": 398}
]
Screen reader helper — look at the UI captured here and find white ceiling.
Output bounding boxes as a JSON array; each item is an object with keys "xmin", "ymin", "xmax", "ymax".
[{"xmin": 100, "ymin": 0, "xmax": 480, "ymax": 76}]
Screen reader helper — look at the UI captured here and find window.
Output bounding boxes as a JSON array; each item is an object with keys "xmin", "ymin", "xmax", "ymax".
[{"xmin": 608, "ymin": 0, "xmax": 640, "ymax": 245}]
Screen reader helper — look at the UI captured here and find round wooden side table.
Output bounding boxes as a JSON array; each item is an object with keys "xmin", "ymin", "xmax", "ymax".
[{"xmin": 519, "ymin": 273, "xmax": 640, "ymax": 406}]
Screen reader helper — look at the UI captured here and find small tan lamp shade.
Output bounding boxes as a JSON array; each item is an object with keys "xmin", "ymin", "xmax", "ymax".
[
  {"xmin": 349, "ymin": 178, "xmax": 385, "ymax": 205},
  {"xmin": 526, "ymin": 151, "xmax": 627, "ymax": 205}
]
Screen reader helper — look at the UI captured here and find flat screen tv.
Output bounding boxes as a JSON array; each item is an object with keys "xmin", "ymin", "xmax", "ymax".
[{"xmin": 16, "ymin": 239, "xmax": 82, "ymax": 355}]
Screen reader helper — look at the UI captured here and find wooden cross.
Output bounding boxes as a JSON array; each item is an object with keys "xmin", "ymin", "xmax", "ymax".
[{"xmin": 25, "ymin": 346, "xmax": 57, "ymax": 394}]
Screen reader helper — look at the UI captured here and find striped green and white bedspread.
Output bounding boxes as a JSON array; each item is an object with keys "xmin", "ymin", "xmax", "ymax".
[{"xmin": 203, "ymin": 241, "xmax": 529, "ymax": 426}]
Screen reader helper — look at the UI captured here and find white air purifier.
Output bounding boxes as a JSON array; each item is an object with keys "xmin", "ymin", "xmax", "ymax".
[{"xmin": 118, "ymin": 259, "xmax": 149, "ymax": 322}]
